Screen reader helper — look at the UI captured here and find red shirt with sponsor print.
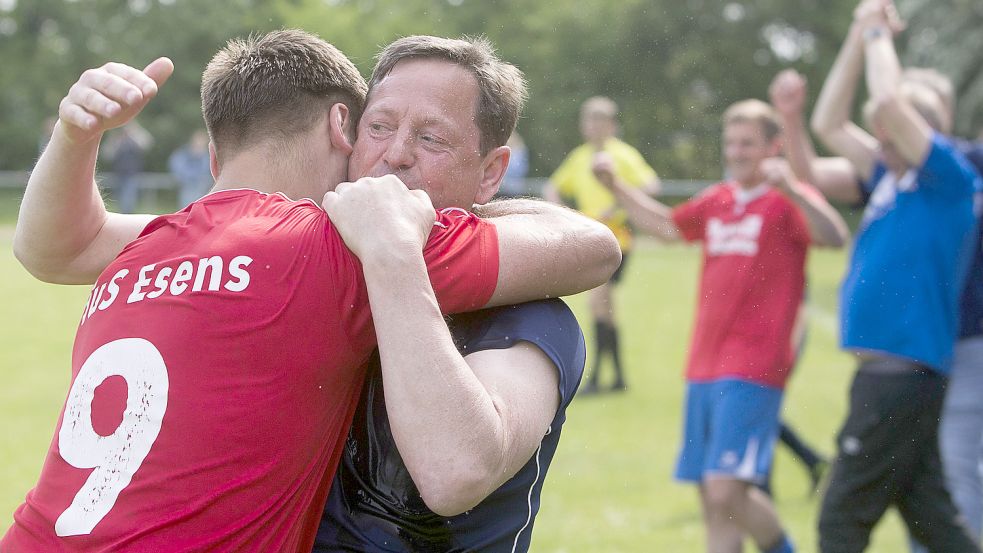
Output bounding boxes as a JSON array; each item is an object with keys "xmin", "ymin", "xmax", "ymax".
[
  {"xmin": 672, "ymin": 182, "xmax": 812, "ymax": 389},
  {"xmin": 2, "ymin": 189, "xmax": 498, "ymax": 553}
]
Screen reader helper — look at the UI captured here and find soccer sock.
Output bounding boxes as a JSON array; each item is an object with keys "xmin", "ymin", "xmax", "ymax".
[
  {"xmin": 609, "ymin": 324, "xmax": 625, "ymax": 386},
  {"xmin": 589, "ymin": 320, "xmax": 610, "ymax": 387},
  {"xmin": 761, "ymin": 534, "xmax": 794, "ymax": 553}
]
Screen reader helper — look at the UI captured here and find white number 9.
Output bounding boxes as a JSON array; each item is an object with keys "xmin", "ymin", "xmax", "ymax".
[{"xmin": 55, "ymin": 338, "xmax": 169, "ymax": 537}]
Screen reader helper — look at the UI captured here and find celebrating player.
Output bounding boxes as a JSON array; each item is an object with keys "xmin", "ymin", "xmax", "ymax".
[
  {"xmin": 2, "ymin": 30, "xmax": 619, "ymax": 551},
  {"xmin": 598, "ymin": 97, "xmax": 847, "ymax": 553}
]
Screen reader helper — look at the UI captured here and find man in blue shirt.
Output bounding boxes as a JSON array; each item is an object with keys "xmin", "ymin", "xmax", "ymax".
[{"xmin": 810, "ymin": 1, "xmax": 982, "ymax": 552}]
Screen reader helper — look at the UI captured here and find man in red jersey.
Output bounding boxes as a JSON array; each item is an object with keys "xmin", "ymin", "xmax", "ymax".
[
  {"xmin": 3, "ymin": 30, "xmax": 618, "ymax": 552},
  {"xmin": 598, "ymin": 99, "xmax": 848, "ymax": 553}
]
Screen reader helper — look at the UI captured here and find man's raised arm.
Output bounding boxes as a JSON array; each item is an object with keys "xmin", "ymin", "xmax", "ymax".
[
  {"xmin": 769, "ymin": 69, "xmax": 864, "ymax": 205},
  {"xmin": 810, "ymin": 6, "xmax": 880, "ymax": 182},
  {"xmin": 860, "ymin": 1, "xmax": 933, "ymax": 166},
  {"xmin": 13, "ymin": 59, "xmax": 173, "ymax": 284}
]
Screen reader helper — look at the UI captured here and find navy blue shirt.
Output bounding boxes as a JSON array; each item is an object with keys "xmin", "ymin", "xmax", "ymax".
[
  {"xmin": 314, "ymin": 299, "xmax": 585, "ymax": 552},
  {"xmin": 952, "ymin": 139, "xmax": 983, "ymax": 338}
]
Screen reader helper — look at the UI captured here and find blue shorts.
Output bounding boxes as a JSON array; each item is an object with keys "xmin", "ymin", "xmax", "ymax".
[{"xmin": 674, "ymin": 379, "xmax": 783, "ymax": 484}]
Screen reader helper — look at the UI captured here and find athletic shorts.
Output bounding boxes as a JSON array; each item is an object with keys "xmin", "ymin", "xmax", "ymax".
[{"xmin": 674, "ymin": 379, "xmax": 783, "ymax": 484}]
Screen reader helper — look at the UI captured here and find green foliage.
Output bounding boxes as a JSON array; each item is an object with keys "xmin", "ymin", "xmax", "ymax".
[
  {"xmin": 0, "ymin": 0, "xmax": 285, "ymax": 171},
  {"xmin": 0, "ymin": 0, "xmax": 979, "ymax": 177},
  {"xmin": 898, "ymin": 0, "xmax": 983, "ymax": 136}
]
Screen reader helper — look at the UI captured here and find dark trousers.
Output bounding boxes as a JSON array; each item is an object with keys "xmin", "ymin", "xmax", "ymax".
[{"xmin": 818, "ymin": 365, "xmax": 980, "ymax": 553}]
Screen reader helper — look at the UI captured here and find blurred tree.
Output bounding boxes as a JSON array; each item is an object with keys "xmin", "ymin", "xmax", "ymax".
[
  {"xmin": 0, "ymin": 0, "xmax": 283, "ymax": 171},
  {"xmin": 898, "ymin": 0, "xmax": 983, "ymax": 137},
  {"xmin": 1, "ymin": 0, "xmax": 978, "ymax": 179}
]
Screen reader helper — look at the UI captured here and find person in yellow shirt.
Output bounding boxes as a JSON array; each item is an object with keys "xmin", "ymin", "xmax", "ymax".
[{"xmin": 544, "ymin": 96, "xmax": 661, "ymax": 394}]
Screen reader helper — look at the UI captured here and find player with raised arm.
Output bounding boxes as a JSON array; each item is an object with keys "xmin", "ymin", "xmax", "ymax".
[
  {"xmin": 2, "ymin": 30, "xmax": 619, "ymax": 552},
  {"xmin": 599, "ymin": 97, "xmax": 848, "ymax": 553},
  {"xmin": 810, "ymin": 1, "xmax": 982, "ymax": 551}
]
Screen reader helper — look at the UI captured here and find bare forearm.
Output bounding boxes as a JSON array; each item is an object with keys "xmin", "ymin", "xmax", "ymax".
[
  {"xmin": 780, "ymin": 112, "xmax": 819, "ymax": 186},
  {"xmin": 360, "ymin": 251, "xmax": 507, "ymax": 515},
  {"xmin": 863, "ymin": 25, "xmax": 901, "ymax": 100},
  {"xmin": 783, "ymin": 183, "xmax": 850, "ymax": 248},
  {"xmin": 14, "ymin": 124, "xmax": 110, "ymax": 283},
  {"xmin": 477, "ymin": 198, "xmax": 621, "ymax": 306},
  {"xmin": 811, "ymin": 24, "xmax": 864, "ymax": 142},
  {"xmin": 14, "ymin": 124, "xmax": 152, "ymax": 284},
  {"xmin": 607, "ymin": 178, "xmax": 679, "ymax": 241}
]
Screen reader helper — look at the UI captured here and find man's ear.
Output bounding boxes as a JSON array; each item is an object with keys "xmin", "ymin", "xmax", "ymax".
[
  {"xmin": 475, "ymin": 145, "xmax": 510, "ymax": 205},
  {"xmin": 209, "ymin": 141, "xmax": 219, "ymax": 179},
  {"xmin": 328, "ymin": 103, "xmax": 354, "ymax": 156}
]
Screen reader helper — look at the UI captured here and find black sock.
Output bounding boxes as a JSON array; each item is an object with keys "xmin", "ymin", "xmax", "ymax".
[{"xmin": 609, "ymin": 324, "xmax": 625, "ymax": 386}]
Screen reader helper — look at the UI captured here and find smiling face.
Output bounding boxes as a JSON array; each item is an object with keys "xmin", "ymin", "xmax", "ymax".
[
  {"xmin": 348, "ymin": 58, "xmax": 499, "ymax": 210},
  {"xmin": 722, "ymin": 120, "xmax": 780, "ymax": 188}
]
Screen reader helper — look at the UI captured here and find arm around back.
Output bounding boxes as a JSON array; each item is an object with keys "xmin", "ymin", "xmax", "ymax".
[{"xmin": 474, "ymin": 198, "xmax": 622, "ymax": 307}]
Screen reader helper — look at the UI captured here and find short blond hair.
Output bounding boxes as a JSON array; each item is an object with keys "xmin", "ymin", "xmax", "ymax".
[
  {"xmin": 580, "ymin": 96, "xmax": 618, "ymax": 120},
  {"xmin": 723, "ymin": 99, "xmax": 781, "ymax": 141}
]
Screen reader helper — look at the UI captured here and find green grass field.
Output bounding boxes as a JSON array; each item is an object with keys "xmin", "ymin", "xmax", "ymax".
[{"xmin": 0, "ymin": 219, "xmax": 909, "ymax": 551}]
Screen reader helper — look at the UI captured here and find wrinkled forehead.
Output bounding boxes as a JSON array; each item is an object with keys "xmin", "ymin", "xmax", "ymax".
[{"xmin": 362, "ymin": 60, "xmax": 481, "ymax": 141}]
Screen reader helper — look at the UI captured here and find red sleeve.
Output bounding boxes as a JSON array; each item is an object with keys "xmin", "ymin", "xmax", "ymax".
[
  {"xmin": 423, "ymin": 208, "xmax": 500, "ymax": 314},
  {"xmin": 671, "ymin": 187, "xmax": 719, "ymax": 242}
]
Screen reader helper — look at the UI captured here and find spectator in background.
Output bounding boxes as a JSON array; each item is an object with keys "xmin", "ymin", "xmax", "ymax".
[
  {"xmin": 168, "ymin": 129, "xmax": 213, "ymax": 208},
  {"xmin": 600, "ymin": 97, "xmax": 847, "ymax": 553},
  {"xmin": 104, "ymin": 120, "xmax": 153, "ymax": 213},
  {"xmin": 497, "ymin": 131, "xmax": 529, "ymax": 198},
  {"xmin": 810, "ymin": 0, "xmax": 982, "ymax": 551},
  {"xmin": 544, "ymin": 96, "xmax": 661, "ymax": 394}
]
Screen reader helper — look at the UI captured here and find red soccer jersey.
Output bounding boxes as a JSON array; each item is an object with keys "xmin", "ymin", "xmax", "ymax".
[
  {"xmin": 672, "ymin": 182, "xmax": 811, "ymax": 389},
  {"xmin": 2, "ymin": 189, "xmax": 499, "ymax": 553}
]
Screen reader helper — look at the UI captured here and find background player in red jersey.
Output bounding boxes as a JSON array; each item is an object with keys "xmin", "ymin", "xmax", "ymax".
[
  {"xmin": 3, "ymin": 30, "xmax": 619, "ymax": 552},
  {"xmin": 597, "ymin": 99, "xmax": 848, "ymax": 553}
]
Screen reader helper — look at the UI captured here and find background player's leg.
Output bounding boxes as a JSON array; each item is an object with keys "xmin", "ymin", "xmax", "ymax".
[
  {"xmin": 584, "ymin": 283, "xmax": 614, "ymax": 394},
  {"xmin": 778, "ymin": 421, "xmax": 828, "ymax": 493},
  {"xmin": 700, "ymin": 480, "xmax": 745, "ymax": 553}
]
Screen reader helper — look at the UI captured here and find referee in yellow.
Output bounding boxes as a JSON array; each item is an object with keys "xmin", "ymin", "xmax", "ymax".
[{"xmin": 545, "ymin": 96, "xmax": 660, "ymax": 394}]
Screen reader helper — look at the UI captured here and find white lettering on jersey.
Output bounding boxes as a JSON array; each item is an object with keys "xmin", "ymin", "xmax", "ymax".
[
  {"xmin": 168, "ymin": 261, "xmax": 195, "ymax": 296},
  {"xmin": 706, "ymin": 215, "xmax": 763, "ymax": 257},
  {"xmin": 82, "ymin": 256, "xmax": 254, "ymax": 327},
  {"xmin": 193, "ymin": 256, "xmax": 225, "ymax": 292},
  {"xmin": 99, "ymin": 269, "xmax": 129, "ymax": 310},
  {"xmin": 224, "ymin": 256, "xmax": 253, "ymax": 292},
  {"xmin": 127, "ymin": 264, "xmax": 156, "ymax": 304}
]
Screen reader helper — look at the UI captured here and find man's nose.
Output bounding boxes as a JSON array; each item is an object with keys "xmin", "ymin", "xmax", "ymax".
[{"xmin": 382, "ymin": 130, "xmax": 415, "ymax": 172}]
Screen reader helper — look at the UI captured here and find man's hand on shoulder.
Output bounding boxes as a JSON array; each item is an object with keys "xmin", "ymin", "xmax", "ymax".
[{"xmin": 322, "ymin": 175, "xmax": 437, "ymax": 263}]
